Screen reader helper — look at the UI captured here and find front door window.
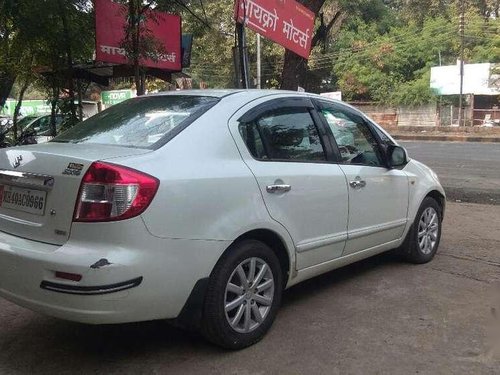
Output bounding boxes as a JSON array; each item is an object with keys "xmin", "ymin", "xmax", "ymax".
[{"xmin": 320, "ymin": 107, "xmax": 383, "ymax": 167}]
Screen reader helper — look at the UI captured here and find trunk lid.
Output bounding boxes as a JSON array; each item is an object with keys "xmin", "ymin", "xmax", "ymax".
[{"xmin": 0, "ymin": 143, "xmax": 150, "ymax": 245}]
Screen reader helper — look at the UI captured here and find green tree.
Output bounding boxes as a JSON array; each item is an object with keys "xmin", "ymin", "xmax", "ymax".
[
  {"xmin": 280, "ymin": 0, "xmax": 347, "ymax": 91},
  {"xmin": 0, "ymin": 0, "xmax": 24, "ymax": 109},
  {"xmin": 0, "ymin": 0, "xmax": 93, "ymax": 134},
  {"xmin": 33, "ymin": 0, "xmax": 93, "ymax": 134}
]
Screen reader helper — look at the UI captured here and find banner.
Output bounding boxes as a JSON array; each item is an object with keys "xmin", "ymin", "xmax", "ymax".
[
  {"xmin": 0, "ymin": 100, "xmax": 51, "ymax": 117},
  {"xmin": 95, "ymin": 0, "xmax": 181, "ymax": 71},
  {"xmin": 101, "ymin": 90, "xmax": 135, "ymax": 106},
  {"xmin": 234, "ymin": 0, "xmax": 315, "ymax": 59}
]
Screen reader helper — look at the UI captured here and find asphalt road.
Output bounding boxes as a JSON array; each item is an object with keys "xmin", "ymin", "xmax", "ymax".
[
  {"xmin": 1, "ymin": 202, "xmax": 500, "ymax": 374},
  {"xmin": 401, "ymin": 141, "xmax": 500, "ymax": 204}
]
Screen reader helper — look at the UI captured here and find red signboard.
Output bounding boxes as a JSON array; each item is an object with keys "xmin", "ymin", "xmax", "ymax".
[
  {"xmin": 234, "ymin": 0, "xmax": 315, "ymax": 59},
  {"xmin": 95, "ymin": 0, "xmax": 181, "ymax": 71}
]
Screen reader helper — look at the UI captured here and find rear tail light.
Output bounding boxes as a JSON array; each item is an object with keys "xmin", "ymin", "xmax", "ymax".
[{"xmin": 74, "ymin": 162, "xmax": 159, "ymax": 222}]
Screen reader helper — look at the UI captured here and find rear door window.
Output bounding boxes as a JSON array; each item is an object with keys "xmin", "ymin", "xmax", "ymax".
[
  {"xmin": 239, "ymin": 108, "xmax": 326, "ymax": 162},
  {"xmin": 53, "ymin": 96, "xmax": 219, "ymax": 148}
]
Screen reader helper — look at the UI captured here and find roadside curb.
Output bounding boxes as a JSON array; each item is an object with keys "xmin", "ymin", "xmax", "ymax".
[
  {"xmin": 444, "ymin": 186, "xmax": 500, "ymax": 205},
  {"xmin": 394, "ymin": 134, "xmax": 500, "ymax": 143}
]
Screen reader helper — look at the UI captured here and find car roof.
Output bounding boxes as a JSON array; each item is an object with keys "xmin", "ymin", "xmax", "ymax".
[
  {"xmin": 146, "ymin": 88, "xmax": 356, "ymax": 115},
  {"xmin": 155, "ymin": 89, "xmax": 396, "ymax": 145},
  {"xmin": 148, "ymin": 89, "xmax": 319, "ymax": 99},
  {"xmin": 148, "ymin": 89, "xmax": 244, "ymax": 98},
  {"xmin": 144, "ymin": 90, "xmax": 356, "ymax": 112}
]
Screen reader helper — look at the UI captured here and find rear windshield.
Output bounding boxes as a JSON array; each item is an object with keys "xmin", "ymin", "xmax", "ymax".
[{"xmin": 53, "ymin": 95, "xmax": 219, "ymax": 148}]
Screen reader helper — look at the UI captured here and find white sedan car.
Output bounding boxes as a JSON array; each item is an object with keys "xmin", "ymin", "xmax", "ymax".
[{"xmin": 0, "ymin": 90, "xmax": 444, "ymax": 349}]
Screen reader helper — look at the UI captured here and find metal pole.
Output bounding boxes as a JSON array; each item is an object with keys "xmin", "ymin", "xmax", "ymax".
[
  {"xmin": 236, "ymin": 23, "xmax": 250, "ymax": 89},
  {"xmin": 77, "ymin": 79, "xmax": 83, "ymax": 122},
  {"xmin": 458, "ymin": 0, "xmax": 465, "ymax": 126},
  {"xmin": 232, "ymin": 45, "xmax": 241, "ymax": 88},
  {"xmin": 256, "ymin": 34, "xmax": 261, "ymax": 89}
]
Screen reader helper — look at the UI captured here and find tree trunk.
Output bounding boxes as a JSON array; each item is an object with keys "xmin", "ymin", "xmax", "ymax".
[
  {"xmin": 128, "ymin": 0, "xmax": 145, "ymax": 96},
  {"xmin": 12, "ymin": 80, "xmax": 30, "ymax": 142},
  {"xmin": 0, "ymin": 74, "xmax": 16, "ymax": 109},
  {"xmin": 140, "ymin": 71, "xmax": 146, "ymax": 94},
  {"xmin": 281, "ymin": 51, "xmax": 309, "ymax": 91},
  {"xmin": 0, "ymin": 22, "xmax": 15, "ymax": 109},
  {"xmin": 133, "ymin": 33, "xmax": 143, "ymax": 95},
  {"xmin": 57, "ymin": 0, "xmax": 76, "ymax": 119},
  {"xmin": 50, "ymin": 76, "xmax": 59, "ymax": 137},
  {"xmin": 280, "ymin": 0, "xmax": 343, "ymax": 91},
  {"xmin": 77, "ymin": 79, "xmax": 83, "ymax": 121}
]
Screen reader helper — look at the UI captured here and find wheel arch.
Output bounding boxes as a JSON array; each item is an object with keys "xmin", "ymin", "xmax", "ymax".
[
  {"xmin": 425, "ymin": 190, "xmax": 446, "ymax": 218},
  {"xmin": 176, "ymin": 228, "xmax": 294, "ymax": 331},
  {"xmin": 230, "ymin": 229, "xmax": 292, "ymax": 288},
  {"xmin": 408, "ymin": 189, "xmax": 446, "ymax": 228}
]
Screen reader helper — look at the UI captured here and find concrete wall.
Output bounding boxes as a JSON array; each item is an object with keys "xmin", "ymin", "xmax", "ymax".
[
  {"xmin": 349, "ymin": 102, "xmax": 437, "ymax": 128},
  {"xmin": 349, "ymin": 103, "xmax": 397, "ymax": 128},
  {"xmin": 398, "ymin": 104, "xmax": 436, "ymax": 127}
]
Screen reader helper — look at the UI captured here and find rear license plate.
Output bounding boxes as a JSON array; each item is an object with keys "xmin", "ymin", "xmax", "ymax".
[{"xmin": 0, "ymin": 185, "xmax": 47, "ymax": 216}]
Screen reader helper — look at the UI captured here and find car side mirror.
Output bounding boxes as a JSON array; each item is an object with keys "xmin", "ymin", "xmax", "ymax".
[{"xmin": 387, "ymin": 145, "xmax": 409, "ymax": 168}]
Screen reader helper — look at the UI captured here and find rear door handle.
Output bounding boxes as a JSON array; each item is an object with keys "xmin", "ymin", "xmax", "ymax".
[
  {"xmin": 349, "ymin": 180, "xmax": 366, "ymax": 189},
  {"xmin": 266, "ymin": 184, "xmax": 292, "ymax": 193}
]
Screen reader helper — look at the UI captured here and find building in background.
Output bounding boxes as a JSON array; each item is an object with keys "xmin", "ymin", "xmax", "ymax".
[{"xmin": 430, "ymin": 62, "xmax": 500, "ymax": 126}]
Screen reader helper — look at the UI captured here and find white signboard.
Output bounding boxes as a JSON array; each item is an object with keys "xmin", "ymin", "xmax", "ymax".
[
  {"xmin": 320, "ymin": 91, "xmax": 342, "ymax": 101},
  {"xmin": 430, "ymin": 63, "xmax": 500, "ymax": 95}
]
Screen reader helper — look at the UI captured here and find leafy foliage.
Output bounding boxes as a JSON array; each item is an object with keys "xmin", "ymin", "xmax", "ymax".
[
  {"xmin": 1, "ymin": 0, "xmax": 500, "ymax": 112},
  {"xmin": 329, "ymin": 1, "xmax": 500, "ymax": 104}
]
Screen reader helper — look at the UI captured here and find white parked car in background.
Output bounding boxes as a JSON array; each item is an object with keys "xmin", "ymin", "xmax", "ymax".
[{"xmin": 0, "ymin": 90, "xmax": 445, "ymax": 349}]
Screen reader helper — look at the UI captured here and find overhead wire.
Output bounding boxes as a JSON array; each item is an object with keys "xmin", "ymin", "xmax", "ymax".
[
  {"xmin": 188, "ymin": 19, "xmax": 497, "ymax": 82},
  {"xmin": 192, "ymin": 28, "xmax": 459, "ymax": 77}
]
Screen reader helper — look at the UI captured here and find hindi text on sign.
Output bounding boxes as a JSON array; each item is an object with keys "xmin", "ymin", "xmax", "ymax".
[{"xmin": 235, "ymin": 0, "xmax": 315, "ymax": 59}]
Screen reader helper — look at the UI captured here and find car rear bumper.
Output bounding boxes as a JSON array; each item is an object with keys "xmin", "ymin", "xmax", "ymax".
[{"xmin": 0, "ymin": 220, "xmax": 230, "ymax": 324}]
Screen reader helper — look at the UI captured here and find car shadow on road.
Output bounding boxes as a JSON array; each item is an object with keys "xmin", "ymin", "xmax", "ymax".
[
  {"xmin": 282, "ymin": 251, "xmax": 401, "ymax": 308},
  {"xmin": 0, "ymin": 252, "xmax": 403, "ymax": 373}
]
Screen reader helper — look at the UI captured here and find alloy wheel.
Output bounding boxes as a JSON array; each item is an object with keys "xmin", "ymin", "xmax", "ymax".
[
  {"xmin": 417, "ymin": 207, "xmax": 439, "ymax": 255},
  {"xmin": 224, "ymin": 257, "xmax": 275, "ymax": 333}
]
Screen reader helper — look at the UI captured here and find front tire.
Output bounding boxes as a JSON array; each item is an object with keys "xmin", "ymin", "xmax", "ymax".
[
  {"xmin": 201, "ymin": 240, "xmax": 283, "ymax": 349},
  {"xmin": 399, "ymin": 197, "xmax": 442, "ymax": 264}
]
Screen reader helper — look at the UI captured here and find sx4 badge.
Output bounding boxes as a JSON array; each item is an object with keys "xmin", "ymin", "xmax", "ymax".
[{"xmin": 62, "ymin": 162, "xmax": 84, "ymax": 176}]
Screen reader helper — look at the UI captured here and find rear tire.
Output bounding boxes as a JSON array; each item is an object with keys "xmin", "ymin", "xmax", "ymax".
[
  {"xmin": 201, "ymin": 240, "xmax": 283, "ymax": 349},
  {"xmin": 399, "ymin": 197, "xmax": 442, "ymax": 264}
]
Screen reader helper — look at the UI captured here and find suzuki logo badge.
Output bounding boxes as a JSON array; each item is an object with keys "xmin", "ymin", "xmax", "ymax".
[{"xmin": 13, "ymin": 155, "xmax": 23, "ymax": 169}]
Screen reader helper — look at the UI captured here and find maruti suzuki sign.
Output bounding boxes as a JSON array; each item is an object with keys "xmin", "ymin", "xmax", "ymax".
[{"xmin": 234, "ymin": 0, "xmax": 315, "ymax": 59}]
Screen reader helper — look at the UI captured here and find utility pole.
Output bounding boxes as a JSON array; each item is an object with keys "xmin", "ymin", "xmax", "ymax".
[
  {"xmin": 256, "ymin": 34, "xmax": 261, "ymax": 89},
  {"xmin": 236, "ymin": 23, "xmax": 250, "ymax": 89},
  {"xmin": 458, "ymin": 0, "xmax": 465, "ymax": 127}
]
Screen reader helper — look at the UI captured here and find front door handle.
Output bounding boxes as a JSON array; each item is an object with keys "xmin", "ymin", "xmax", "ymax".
[
  {"xmin": 266, "ymin": 184, "xmax": 292, "ymax": 193},
  {"xmin": 349, "ymin": 180, "xmax": 366, "ymax": 189}
]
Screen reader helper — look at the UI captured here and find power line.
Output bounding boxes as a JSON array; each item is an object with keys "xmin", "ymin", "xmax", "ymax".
[
  {"xmin": 191, "ymin": 28, "xmax": 458, "ymax": 76},
  {"xmin": 189, "ymin": 18, "xmax": 495, "ymax": 83}
]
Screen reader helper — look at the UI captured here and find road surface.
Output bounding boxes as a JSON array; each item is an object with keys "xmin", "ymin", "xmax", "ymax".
[
  {"xmin": 1, "ymin": 202, "xmax": 499, "ymax": 374},
  {"xmin": 401, "ymin": 141, "xmax": 500, "ymax": 204}
]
